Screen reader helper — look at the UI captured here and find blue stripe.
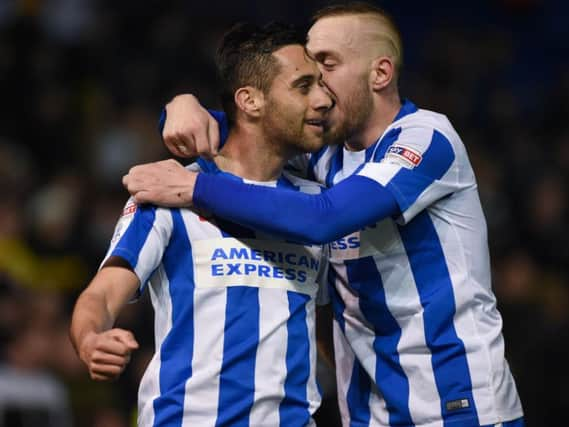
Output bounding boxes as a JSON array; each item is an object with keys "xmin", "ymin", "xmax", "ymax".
[
  {"xmin": 112, "ymin": 205, "xmax": 156, "ymax": 269},
  {"xmin": 215, "ymin": 287, "xmax": 260, "ymax": 427},
  {"xmin": 345, "ymin": 256, "xmax": 413, "ymax": 426},
  {"xmin": 327, "ymin": 268, "xmax": 345, "ymax": 332},
  {"xmin": 393, "ymin": 99, "xmax": 419, "ymax": 122},
  {"xmin": 372, "ymin": 127, "xmax": 402, "ymax": 162},
  {"xmin": 307, "ymin": 145, "xmax": 329, "ymax": 182},
  {"xmin": 398, "ymin": 211, "xmax": 478, "ymax": 426},
  {"xmin": 279, "ymin": 292, "xmax": 311, "ymax": 426},
  {"xmin": 209, "ymin": 110, "xmax": 229, "ymax": 143},
  {"xmin": 387, "ymin": 130, "xmax": 455, "ymax": 211},
  {"xmin": 159, "ymin": 108, "xmax": 167, "ymax": 136},
  {"xmin": 153, "ymin": 210, "xmax": 195, "ymax": 427},
  {"xmin": 346, "ymin": 359, "xmax": 371, "ymax": 426},
  {"xmin": 325, "ymin": 146, "xmax": 344, "ymax": 188}
]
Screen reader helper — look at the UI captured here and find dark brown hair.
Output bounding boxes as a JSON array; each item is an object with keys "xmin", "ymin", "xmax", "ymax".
[{"xmin": 216, "ymin": 22, "xmax": 305, "ymax": 125}]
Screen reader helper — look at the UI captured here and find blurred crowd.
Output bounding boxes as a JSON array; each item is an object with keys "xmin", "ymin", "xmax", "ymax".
[{"xmin": 0, "ymin": 1, "xmax": 567, "ymax": 426}]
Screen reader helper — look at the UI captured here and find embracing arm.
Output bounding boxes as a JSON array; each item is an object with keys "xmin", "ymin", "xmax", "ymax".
[
  {"xmin": 158, "ymin": 95, "xmax": 310, "ymax": 178},
  {"xmin": 160, "ymin": 94, "xmax": 227, "ymax": 159},
  {"xmin": 193, "ymin": 173, "xmax": 400, "ymax": 245},
  {"xmin": 70, "ymin": 258, "xmax": 140, "ymax": 381}
]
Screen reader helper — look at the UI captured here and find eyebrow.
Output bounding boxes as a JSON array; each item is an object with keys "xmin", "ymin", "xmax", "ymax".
[{"xmin": 311, "ymin": 51, "xmax": 340, "ymax": 63}]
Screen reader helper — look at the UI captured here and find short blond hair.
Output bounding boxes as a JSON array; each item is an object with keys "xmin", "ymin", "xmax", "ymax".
[{"xmin": 312, "ymin": 2, "xmax": 403, "ymax": 76}]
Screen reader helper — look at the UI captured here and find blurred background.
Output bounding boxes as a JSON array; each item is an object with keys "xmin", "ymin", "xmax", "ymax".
[{"xmin": 0, "ymin": 0, "xmax": 567, "ymax": 426}]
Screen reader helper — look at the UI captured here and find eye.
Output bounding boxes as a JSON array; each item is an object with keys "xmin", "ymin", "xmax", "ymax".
[
  {"xmin": 298, "ymin": 82, "xmax": 311, "ymax": 94},
  {"xmin": 321, "ymin": 60, "xmax": 336, "ymax": 71}
]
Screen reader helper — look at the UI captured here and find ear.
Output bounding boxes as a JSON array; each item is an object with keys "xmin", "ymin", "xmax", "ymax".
[
  {"xmin": 234, "ymin": 86, "xmax": 265, "ymax": 118},
  {"xmin": 370, "ymin": 56, "xmax": 394, "ymax": 91}
]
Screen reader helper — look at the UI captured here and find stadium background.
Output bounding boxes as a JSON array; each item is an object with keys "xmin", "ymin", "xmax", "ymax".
[{"xmin": 0, "ymin": 0, "xmax": 567, "ymax": 426}]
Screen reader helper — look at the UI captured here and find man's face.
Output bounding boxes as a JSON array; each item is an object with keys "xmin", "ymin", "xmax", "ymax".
[
  {"xmin": 307, "ymin": 15, "xmax": 375, "ymax": 145},
  {"xmin": 261, "ymin": 45, "xmax": 333, "ymax": 155}
]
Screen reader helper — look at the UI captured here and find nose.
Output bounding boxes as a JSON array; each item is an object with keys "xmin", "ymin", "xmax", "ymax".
[{"xmin": 312, "ymin": 82, "xmax": 334, "ymax": 112}]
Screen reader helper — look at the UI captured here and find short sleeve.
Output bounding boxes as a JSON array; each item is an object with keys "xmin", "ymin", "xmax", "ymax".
[
  {"xmin": 102, "ymin": 198, "xmax": 173, "ymax": 293},
  {"xmin": 358, "ymin": 127, "xmax": 462, "ymax": 224}
]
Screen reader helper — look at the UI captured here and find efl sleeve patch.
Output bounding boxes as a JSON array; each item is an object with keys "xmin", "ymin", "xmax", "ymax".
[
  {"xmin": 121, "ymin": 200, "xmax": 138, "ymax": 217},
  {"xmin": 385, "ymin": 145, "xmax": 422, "ymax": 168}
]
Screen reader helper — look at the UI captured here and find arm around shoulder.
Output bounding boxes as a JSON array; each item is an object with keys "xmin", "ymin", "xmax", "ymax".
[{"xmin": 194, "ymin": 173, "xmax": 400, "ymax": 244}]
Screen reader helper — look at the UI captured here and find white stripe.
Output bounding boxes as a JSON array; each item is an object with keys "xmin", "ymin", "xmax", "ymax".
[
  {"xmin": 249, "ymin": 288, "xmax": 288, "ymax": 426},
  {"xmin": 313, "ymin": 146, "xmax": 339, "ymax": 184},
  {"xmin": 367, "ymin": 382, "xmax": 387, "ymax": 427},
  {"xmin": 367, "ymin": 220, "xmax": 442, "ymax": 425},
  {"xmin": 428, "ymin": 207, "xmax": 524, "ymax": 425},
  {"xmin": 182, "ymin": 289, "xmax": 226, "ymax": 427},
  {"xmin": 305, "ymin": 299, "xmax": 321, "ymax": 416},
  {"xmin": 179, "ymin": 209, "xmax": 223, "ymax": 426},
  {"xmin": 333, "ymin": 318, "xmax": 354, "ymax": 427},
  {"xmin": 134, "ymin": 208, "xmax": 173, "ymax": 286},
  {"xmin": 357, "ymin": 161, "xmax": 401, "ymax": 187},
  {"xmin": 332, "ymin": 149, "xmax": 366, "ymax": 185},
  {"xmin": 138, "ymin": 265, "xmax": 173, "ymax": 427},
  {"xmin": 333, "ymin": 262, "xmax": 388, "ymax": 425}
]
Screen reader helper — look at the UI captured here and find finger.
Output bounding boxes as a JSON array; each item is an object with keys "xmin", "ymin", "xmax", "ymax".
[
  {"xmin": 207, "ymin": 116, "xmax": 220, "ymax": 156},
  {"xmin": 177, "ymin": 144, "xmax": 191, "ymax": 157},
  {"xmin": 171, "ymin": 134, "xmax": 194, "ymax": 158},
  {"xmin": 111, "ymin": 329, "xmax": 139, "ymax": 350},
  {"xmin": 132, "ymin": 190, "xmax": 154, "ymax": 205},
  {"xmin": 96, "ymin": 338, "xmax": 132, "ymax": 356},
  {"xmin": 165, "ymin": 134, "xmax": 193, "ymax": 158},
  {"xmin": 90, "ymin": 370, "xmax": 120, "ymax": 381},
  {"xmin": 192, "ymin": 116, "xmax": 211, "ymax": 158},
  {"xmin": 91, "ymin": 351, "xmax": 130, "ymax": 366},
  {"xmin": 90, "ymin": 363, "xmax": 124, "ymax": 378},
  {"xmin": 123, "ymin": 175, "xmax": 143, "ymax": 194},
  {"xmin": 90, "ymin": 372, "xmax": 115, "ymax": 381}
]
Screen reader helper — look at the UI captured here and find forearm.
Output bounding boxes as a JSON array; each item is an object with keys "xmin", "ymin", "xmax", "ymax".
[
  {"xmin": 70, "ymin": 290, "xmax": 115, "ymax": 355},
  {"xmin": 194, "ymin": 174, "xmax": 400, "ymax": 244},
  {"xmin": 70, "ymin": 264, "xmax": 138, "ymax": 356}
]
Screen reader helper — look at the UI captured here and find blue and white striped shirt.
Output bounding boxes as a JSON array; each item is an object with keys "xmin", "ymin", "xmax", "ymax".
[
  {"xmin": 103, "ymin": 160, "xmax": 328, "ymax": 427},
  {"xmin": 300, "ymin": 100, "xmax": 523, "ymax": 426}
]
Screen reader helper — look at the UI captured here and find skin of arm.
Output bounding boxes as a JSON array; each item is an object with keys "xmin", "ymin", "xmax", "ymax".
[
  {"xmin": 70, "ymin": 257, "xmax": 140, "ymax": 381},
  {"xmin": 123, "ymin": 159, "xmax": 197, "ymax": 207}
]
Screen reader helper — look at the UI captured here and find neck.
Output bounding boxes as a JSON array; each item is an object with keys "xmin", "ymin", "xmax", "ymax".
[
  {"xmin": 214, "ymin": 122, "xmax": 288, "ymax": 182},
  {"xmin": 345, "ymin": 89, "xmax": 401, "ymax": 152}
]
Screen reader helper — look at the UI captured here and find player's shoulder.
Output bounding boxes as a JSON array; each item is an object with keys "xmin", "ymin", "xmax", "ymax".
[
  {"xmin": 281, "ymin": 171, "xmax": 325, "ymax": 194},
  {"xmin": 395, "ymin": 107, "xmax": 460, "ymax": 142}
]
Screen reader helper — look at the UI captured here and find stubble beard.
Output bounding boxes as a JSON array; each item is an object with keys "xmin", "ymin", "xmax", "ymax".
[
  {"xmin": 325, "ymin": 79, "xmax": 374, "ymax": 146},
  {"xmin": 261, "ymin": 100, "xmax": 307, "ymax": 157}
]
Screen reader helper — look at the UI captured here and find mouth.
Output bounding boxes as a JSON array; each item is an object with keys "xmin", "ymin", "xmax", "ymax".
[{"xmin": 305, "ymin": 118, "xmax": 327, "ymax": 129}]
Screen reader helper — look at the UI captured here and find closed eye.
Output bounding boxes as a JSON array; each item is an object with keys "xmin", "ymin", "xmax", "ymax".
[{"xmin": 321, "ymin": 61, "xmax": 336, "ymax": 71}]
